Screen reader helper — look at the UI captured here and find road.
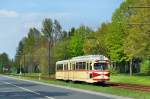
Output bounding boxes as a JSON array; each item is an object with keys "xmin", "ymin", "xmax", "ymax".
[{"xmin": 0, "ymin": 75, "xmax": 130, "ymax": 99}]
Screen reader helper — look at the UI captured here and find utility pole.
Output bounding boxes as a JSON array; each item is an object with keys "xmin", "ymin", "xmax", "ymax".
[
  {"xmin": 48, "ymin": 38, "xmax": 51, "ymax": 77},
  {"xmin": 19, "ymin": 61, "xmax": 22, "ymax": 75},
  {"xmin": 16, "ymin": 51, "xmax": 23, "ymax": 76},
  {"xmin": 23, "ymin": 53, "xmax": 25, "ymax": 75},
  {"xmin": 0, "ymin": 57, "xmax": 1, "ymax": 73}
]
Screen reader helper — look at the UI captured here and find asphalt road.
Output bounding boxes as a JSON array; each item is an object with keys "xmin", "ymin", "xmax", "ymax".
[{"xmin": 0, "ymin": 75, "xmax": 130, "ymax": 99}]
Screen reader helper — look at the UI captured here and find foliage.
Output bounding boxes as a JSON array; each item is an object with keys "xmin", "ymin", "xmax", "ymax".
[
  {"xmin": 83, "ymin": 23, "xmax": 108, "ymax": 56},
  {"xmin": 140, "ymin": 59, "xmax": 150, "ymax": 75},
  {"xmin": 0, "ymin": 53, "xmax": 11, "ymax": 73},
  {"xmin": 69, "ymin": 26, "xmax": 92, "ymax": 57},
  {"xmin": 12, "ymin": 0, "xmax": 150, "ymax": 75}
]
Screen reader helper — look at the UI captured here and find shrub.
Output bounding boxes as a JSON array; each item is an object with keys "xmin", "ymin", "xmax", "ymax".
[
  {"xmin": 140, "ymin": 59, "xmax": 150, "ymax": 75},
  {"xmin": 109, "ymin": 66, "xmax": 119, "ymax": 75}
]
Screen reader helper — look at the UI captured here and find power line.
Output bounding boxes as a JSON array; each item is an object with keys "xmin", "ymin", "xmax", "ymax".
[
  {"xmin": 128, "ymin": 6, "xmax": 150, "ymax": 25},
  {"xmin": 128, "ymin": 6, "xmax": 150, "ymax": 8},
  {"xmin": 128, "ymin": 23, "xmax": 150, "ymax": 25}
]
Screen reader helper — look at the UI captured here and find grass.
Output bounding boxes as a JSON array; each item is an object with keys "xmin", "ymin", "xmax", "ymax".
[
  {"xmin": 110, "ymin": 74, "xmax": 150, "ymax": 86},
  {"xmin": 5, "ymin": 73, "xmax": 150, "ymax": 99}
]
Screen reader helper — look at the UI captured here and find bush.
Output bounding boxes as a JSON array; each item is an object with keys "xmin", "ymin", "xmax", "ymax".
[
  {"xmin": 109, "ymin": 66, "xmax": 119, "ymax": 75},
  {"xmin": 140, "ymin": 59, "xmax": 150, "ymax": 75}
]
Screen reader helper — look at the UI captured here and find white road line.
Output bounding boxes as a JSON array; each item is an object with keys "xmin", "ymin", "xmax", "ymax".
[
  {"xmin": 45, "ymin": 96, "xmax": 55, "ymax": 99},
  {"xmin": 2, "ymin": 81, "xmax": 54, "ymax": 99},
  {"xmin": 1, "ymin": 75, "xmax": 133, "ymax": 99},
  {"xmin": 3, "ymin": 81, "xmax": 40, "ymax": 95}
]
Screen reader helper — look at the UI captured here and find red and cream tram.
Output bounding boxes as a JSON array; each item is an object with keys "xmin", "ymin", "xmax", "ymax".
[{"xmin": 55, "ymin": 55, "xmax": 110, "ymax": 83}]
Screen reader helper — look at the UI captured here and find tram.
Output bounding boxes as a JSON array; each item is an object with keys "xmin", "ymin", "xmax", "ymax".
[{"xmin": 55, "ymin": 55, "xmax": 110, "ymax": 83}]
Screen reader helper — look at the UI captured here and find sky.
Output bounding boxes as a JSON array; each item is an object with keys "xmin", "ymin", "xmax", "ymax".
[{"xmin": 0, "ymin": 0, "xmax": 123, "ymax": 59}]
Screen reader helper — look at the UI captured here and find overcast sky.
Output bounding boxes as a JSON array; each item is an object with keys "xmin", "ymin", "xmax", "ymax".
[{"xmin": 0, "ymin": 0, "xmax": 123, "ymax": 58}]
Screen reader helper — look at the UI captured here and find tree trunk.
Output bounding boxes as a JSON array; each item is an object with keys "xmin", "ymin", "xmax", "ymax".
[
  {"xmin": 130, "ymin": 59, "xmax": 132, "ymax": 76},
  {"xmin": 125, "ymin": 61, "xmax": 127, "ymax": 73},
  {"xmin": 48, "ymin": 41, "xmax": 51, "ymax": 77},
  {"xmin": 148, "ymin": 56, "xmax": 150, "ymax": 74}
]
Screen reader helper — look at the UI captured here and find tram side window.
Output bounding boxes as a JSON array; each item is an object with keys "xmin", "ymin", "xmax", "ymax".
[
  {"xmin": 64, "ymin": 64, "xmax": 68, "ymax": 71},
  {"xmin": 70, "ymin": 63, "xmax": 72, "ymax": 70},
  {"xmin": 76, "ymin": 62, "xmax": 86, "ymax": 70},
  {"xmin": 86, "ymin": 63, "xmax": 88, "ymax": 70},
  {"xmin": 57, "ymin": 64, "xmax": 63, "ymax": 71},
  {"xmin": 70, "ymin": 63, "xmax": 75, "ymax": 70},
  {"xmin": 72, "ymin": 63, "xmax": 75, "ymax": 70},
  {"xmin": 81, "ymin": 62, "xmax": 86, "ymax": 70},
  {"xmin": 90, "ymin": 63, "xmax": 92, "ymax": 70},
  {"xmin": 76, "ymin": 63, "xmax": 79, "ymax": 70},
  {"xmin": 87, "ymin": 63, "xmax": 91, "ymax": 70}
]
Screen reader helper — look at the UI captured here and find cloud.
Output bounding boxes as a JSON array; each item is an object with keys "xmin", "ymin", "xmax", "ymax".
[
  {"xmin": 0, "ymin": 9, "xmax": 19, "ymax": 18},
  {"xmin": 21, "ymin": 12, "xmax": 74, "ymax": 30},
  {"xmin": 21, "ymin": 12, "xmax": 73, "ymax": 19}
]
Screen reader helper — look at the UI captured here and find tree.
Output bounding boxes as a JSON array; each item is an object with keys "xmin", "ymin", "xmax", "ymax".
[
  {"xmin": 0, "ymin": 53, "xmax": 11, "ymax": 73},
  {"xmin": 122, "ymin": 0, "xmax": 150, "ymax": 75},
  {"xmin": 53, "ymin": 20, "xmax": 62, "ymax": 41},
  {"xmin": 103, "ymin": 0, "xmax": 150, "ymax": 75},
  {"xmin": 15, "ymin": 27, "xmax": 41, "ymax": 73},
  {"xmin": 92, "ymin": 1, "xmax": 128, "ymax": 73},
  {"xmin": 69, "ymin": 26, "xmax": 92, "ymax": 57},
  {"xmin": 15, "ymin": 38, "xmax": 26, "ymax": 73},
  {"xmin": 84, "ymin": 23, "xmax": 109, "ymax": 56},
  {"xmin": 42, "ymin": 18, "xmax": 62, "ymax": 75}
]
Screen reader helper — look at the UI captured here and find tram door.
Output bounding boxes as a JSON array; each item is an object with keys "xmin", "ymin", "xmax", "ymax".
[
  {"xmin": 64, "ymin": 63, "xmax": 68, "ymax": 80},
  {"xmin": 69, "ymin": 62, "xmax": 75, "ymax": 81}
]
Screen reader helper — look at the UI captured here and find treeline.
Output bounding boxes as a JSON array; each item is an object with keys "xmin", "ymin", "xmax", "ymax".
[
  {"xmin": 0, "ymin": 53, "xmax": 12, "ymax": 73},
  {"xmin": 14, "ymin": 18, "xmax": 93, "ymax": 75},
  {"xmin": 14, "ymin": 0, "xmax": 150, "ymax": 76}
]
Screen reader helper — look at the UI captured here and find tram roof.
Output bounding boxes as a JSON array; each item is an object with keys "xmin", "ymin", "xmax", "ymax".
[
  {"xmin": 56, "ymin": 55, "xmax": 109, "ymax": 64},
  {"xmin": 56, "ymin": 60, "xmax": 69, "ymax": 64},
  {"xmin": 71, "ymin": 55, "xmax": 108, "ymax": 62}
]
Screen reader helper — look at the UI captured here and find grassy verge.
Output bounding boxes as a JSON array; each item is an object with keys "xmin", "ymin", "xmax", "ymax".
[
  {"xmin": 110, "ymin": 74, "xmax": 150, "ymax": 86},
  {"xmin": 4, "ymin": 73, "xmax": 150, "ymax": 99}
]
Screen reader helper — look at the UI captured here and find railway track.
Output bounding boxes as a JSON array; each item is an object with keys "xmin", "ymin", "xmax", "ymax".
[
  {"xmin": 107, "ymin": 82, "xmax": 150, "ymax": 92},
  {"xmin": 40, "ymin": 77, "xmax": 150, "ymax": 92},
  {"xmin": 39, "ymin": 77, "xmax": 150, "ymax": 93},
  {"xmin": 10, "ymin": 74, "xmax": 150, "ymax": 92}
]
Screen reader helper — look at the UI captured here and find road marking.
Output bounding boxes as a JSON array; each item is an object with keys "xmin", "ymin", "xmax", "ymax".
[
  {"xmin": 1, "ymin": 75, "xmax": 133, "ymax": 99},
  {"xmin": 45, "ymin": 96, "xmax": 55, "ymax": 99},
  {"xmin": 3, "ymin": 81, "xmax": 41, "ymax": 95},
  {"xmin": 2, "ymin": 81, "xmax": 54, "ymax": 99}
]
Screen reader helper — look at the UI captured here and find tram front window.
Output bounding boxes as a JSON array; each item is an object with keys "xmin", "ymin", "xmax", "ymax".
[{"xmin": 94, "ymin": 63, "xmax": 108, "ymax": 70}]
